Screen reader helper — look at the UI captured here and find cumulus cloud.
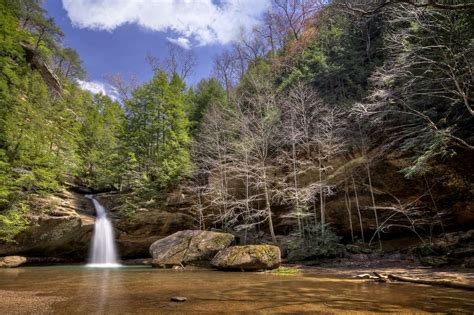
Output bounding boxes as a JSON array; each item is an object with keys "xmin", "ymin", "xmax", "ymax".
[
  {"xmin": 61, "ymin": 0, "xmax": 270, "ymax": 47},
  {"xmin": 77, "ymin": 80, "xmax": 118, "ymax": 100},
  {"xmin": 166, "ymin": 37, "xmax": 191, "ymax": 50}
]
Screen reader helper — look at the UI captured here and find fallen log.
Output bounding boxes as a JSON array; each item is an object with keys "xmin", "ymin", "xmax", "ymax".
[{"xmin": 387, "ymin": 274, "xmax": 474, "ymax": 291}]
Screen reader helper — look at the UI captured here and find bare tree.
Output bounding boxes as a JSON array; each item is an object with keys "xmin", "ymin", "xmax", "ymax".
[
  {"xmin": 146, "ymin": 42, "xmax": 197, "ymax": 81},
  {"xmin": 280, "ymin": 82, "xmax": 322, "ymax": 237},
  {"xmin": 280, "ymin": 82, "xmax": 347, "ymax": 237},
  {"xmin": 104, "ymin": 73, "xmax": 138, "ymax": 102},
  {"xmin": 354, "ymin": 6, "xmax": 473, "ymax": 181},
  {"xmin": 231, "ymin": 28, "xmax": 271, "ymax": 79},
  {"xmin": 233, "ymin": 73, "xmax": 284, "ymax": 244},
  {"xmin": 193, "ymin": 103, "xmax": 235, "ymax": 230},
  {"xmin": 351, "ymin": 172, "xmax": 365, "ymax": 243},
  {"xmin": 213, "ymin": 50, "xmax": 239, "ymax": 99},
  {"xmin": 271, "ymin": 0, "xmax": 323, "ymax": 41},
  {"xmin": 341, "ymin": 0, "xmax": 474, "ymax": 15}
]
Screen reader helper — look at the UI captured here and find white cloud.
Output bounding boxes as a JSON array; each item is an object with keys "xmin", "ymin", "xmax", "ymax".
[
  {"xmin": 167, "ymin": 37, "xmax": 191, "ymax": 50},
  {"xmin": 61, "ymin": 0, "xmax": 270, "ymax": 47},
  {"xmin": 77, "ymin": 80, "xmax": 118, "ymax": 100}
]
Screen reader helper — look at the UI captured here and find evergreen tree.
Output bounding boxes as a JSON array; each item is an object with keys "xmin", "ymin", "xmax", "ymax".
[
  {"xmin": 126, "ymin": 71, "xmax": 192, "ymax": 189},
  {"xmin": 190, "ymin": 78, "xmax": 227, "ymax": 134}
]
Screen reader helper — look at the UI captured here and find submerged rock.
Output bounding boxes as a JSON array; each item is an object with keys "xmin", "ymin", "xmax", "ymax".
[
  {"xmin": 211, "ymin": 245, "xmax": 281, "ymax": 271},
  {"xmin": 0, "ymin": 256, "xmax": 27, "ymax": 268},
  {"xmin": 149, "ymin": 230, "xmax": 234, "ymax": 268},
  {"xmin": 170, "ymin": 296, "xmax": 187, "ymax": 302}
]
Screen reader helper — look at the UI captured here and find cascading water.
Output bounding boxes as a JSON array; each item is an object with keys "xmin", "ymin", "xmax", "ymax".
[{"xmin": 86, "ymin": 195, "xmax": 121, "ymax": 268}]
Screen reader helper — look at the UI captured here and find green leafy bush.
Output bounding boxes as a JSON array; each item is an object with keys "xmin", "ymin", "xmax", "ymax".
[{"xmin": 0, "ymin": 202, "xmax": 29, "ymax": 243}]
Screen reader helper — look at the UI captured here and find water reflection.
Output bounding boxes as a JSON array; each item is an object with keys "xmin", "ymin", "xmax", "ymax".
[
  {"xmin": 76, "ymin": 267, "xmax": 123, "ymax": 314},
  {"xmin": 0, "ymin": 267, "xmax": 473, "ymax": 314}
]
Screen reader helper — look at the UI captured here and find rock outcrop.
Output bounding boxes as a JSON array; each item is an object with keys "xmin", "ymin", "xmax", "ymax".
[
  {"xmin": 0, "ymin": 256, "xmax": 27, "ymax": 268},
  {"xmin": 21, "ymin": 43, "xmax": 62, "ymax": 95},
  {"xmin": 0, "ymin": 191, "xmax": 94, "ymax": 260},
  {"xmin": 149, "ymin": 230, "xmax": 234, "ymax": 268},
  {"xmin": 0, "ymin": 190, "xmax": 198, "ymax": 260},
  {"xmin": 211, "ymin": 245, "xmax": 281, "ymax": 271},
  {"xmin": 94, "ymin": 192, "xmax": 196, "ymax": 258},
  {"xmin": 412, "ymin": 229, "xmax": 474, "ymax": 267},
  {"xmin": 115, "ymin": 211, "xmax": 195, "ymax": 258}
]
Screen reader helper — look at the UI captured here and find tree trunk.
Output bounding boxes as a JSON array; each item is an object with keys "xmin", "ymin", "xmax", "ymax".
[{"xmin": 262, "ymin": 165, "xmax": 277, "ymax": 244}]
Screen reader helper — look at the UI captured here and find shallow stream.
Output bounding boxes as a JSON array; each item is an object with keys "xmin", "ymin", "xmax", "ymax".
[{"xmin": 0, "ymin": 266, "xmax": 473, "ymax": 314}]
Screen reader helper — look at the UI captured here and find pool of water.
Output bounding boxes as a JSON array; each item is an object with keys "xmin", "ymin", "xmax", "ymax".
[{"xmin": 0, "ymin": 266, "xmax": 473, "ymax": 314}]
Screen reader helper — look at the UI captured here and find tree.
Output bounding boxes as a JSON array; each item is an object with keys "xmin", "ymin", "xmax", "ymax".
[
  {"xmin": 236, "ymin": 63, "xmax": 283, "ymax": 244},
  {"xmin": 280, "ymin": 81, "xmax": 323, "ymax": 237},
  {"xmin": 126, "ymin": 71, "xmax": 192, "ymax": 189},
  {"xmin": 341, "ymin": 0, "xmax": 474, "ymax": 15},
  {"xmin": 31, "ymin": 16, "xmax": 63, "ymax": 51},
  {"xmin": 189, "ymin": 78, "xmax": 227, "ymax": 134},
  {"xmin": 356, "ymin": 5, "xmax": 474, "ymax": 177},
  {"xmin": 213, "ymin": 50, "xmax": 239, "ymax": 99},
  {"xmin": 193, "ymin": 102, "xmax": 235, "ymax": 230},
  {"xmin": 146, "ymin": 43, "xmax": 197, "ymax": 81},
  {"xmin": 105, "ymin": 73, "xmax": 138, "ymax": 102},
  {"xmin": 271, "ymin": 0, "xmax": 323, "ymax": 41},
  {"xmin": 277, "ymin": 2, "xmax": 385, "ymax": 105},
  {"xmin": 79, "ymin": 94, "xmax": 125, "ymax": 190},
  {"xmin": 54, "ymin": 47, "xmax": 85, "ymax": 79}
]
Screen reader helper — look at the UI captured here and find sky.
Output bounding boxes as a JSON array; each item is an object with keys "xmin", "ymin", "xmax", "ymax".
[{"xmin": 43, "ymin": 0, "xmax": 271, "ymax": 98}]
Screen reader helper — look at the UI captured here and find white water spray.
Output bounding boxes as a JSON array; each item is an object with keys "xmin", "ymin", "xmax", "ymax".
[{"xmin": 86, "ymin": 195, "xmax": 121, "ymax": 268}]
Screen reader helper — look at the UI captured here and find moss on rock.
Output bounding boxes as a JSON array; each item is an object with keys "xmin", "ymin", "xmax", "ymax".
[{"xmin": 211, "ymin": 245, "xmax": 281, "ymax": 271}]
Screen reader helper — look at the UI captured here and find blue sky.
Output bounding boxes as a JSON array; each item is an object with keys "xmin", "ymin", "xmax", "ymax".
[{"xmin": 43, "ymin": 0, "xmax": 271, "ymax": 97}]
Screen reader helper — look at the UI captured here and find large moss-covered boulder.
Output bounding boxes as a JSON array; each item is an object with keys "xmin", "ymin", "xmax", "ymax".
[
  {"xmin": 211, "ymin": 245, "xmax": 281, "ymax": 271},
  {"xmin": 0, "ymin": 256, "xmax": 27, "ymax": 268},
  {"xmin": 149, "ymin": 230, "xmax": 234, "ymax": 268}
]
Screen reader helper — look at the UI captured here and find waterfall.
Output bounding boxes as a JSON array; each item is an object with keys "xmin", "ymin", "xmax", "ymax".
[{"xmin": 86, "ymin": 195, "xmax": 121, "ymax": 268}]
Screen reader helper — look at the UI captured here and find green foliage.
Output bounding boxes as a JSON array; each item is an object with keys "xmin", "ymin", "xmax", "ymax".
[
  {"xmin": 190, "ymin": 78, "xmax": 226, "ymax": 134},
  {"xmin": 269, "ymin": 266, "xmax": 302, "ymax": 275},
  {"xmin": 277, "ymin": 3, "xmax": 384, "ymax": 106},
  {"xmin": 78, "ymin": 94, "xmax": 126, "ymax": 191},
  {"xmin": 126, "ymin": 71, "xmax": 192, "ymax": 189},
  {"xmin": 365, "ymin": 7, "xmax": 474, "ymax": 177},
  {"xmin": 0, "ymin": 201, "xmax": 30, "ymax": 243},
  {"xmin": 55, "ymin": 47, "xmax": 85, "ymax": 79}
]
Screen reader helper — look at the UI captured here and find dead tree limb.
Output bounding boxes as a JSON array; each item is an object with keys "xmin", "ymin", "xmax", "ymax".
[{"xmin": 388, "ymin": 274, "xmax": 474, "ymax": 291}]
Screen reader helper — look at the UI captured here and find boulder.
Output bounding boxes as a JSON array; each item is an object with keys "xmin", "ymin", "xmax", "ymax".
[
  {"xmin": 149, "ymin": 230, "xmax": 234, "ymax": 268},
  {"xmin": 0, "ymin": 256, "xmax": 27, "ymax": 268},
  {"xmin": 211, "ymin": 245, "xmax": 281, "ymax": 271}
]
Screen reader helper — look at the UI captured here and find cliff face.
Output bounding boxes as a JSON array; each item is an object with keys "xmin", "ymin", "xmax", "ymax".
[
  {"xmin": 21, "ymin": 43, "xmax": 62, "ymax": 95},
  {"xmin": 0, "ymin": 149, "xmax": 471, "ymax": 260},
  {"xmin": 0, "ymin": 190, "xmax": 195, "ymax": 260},
  {"xmin": 95, "ymin": 193, "xmax": 195, "ymax": 259},
  {"xmin": 201, "ymin": 148, "xmax": 474, "ymax": 242},
  {"xmin": 0, "ymin": 191, "xmax": 94, "ymax": 259}
]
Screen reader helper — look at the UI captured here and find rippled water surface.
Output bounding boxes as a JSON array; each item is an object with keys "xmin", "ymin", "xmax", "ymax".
[{"xmin": 0, "ymin": 266, "xmax": 473, "ymax": 314}]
